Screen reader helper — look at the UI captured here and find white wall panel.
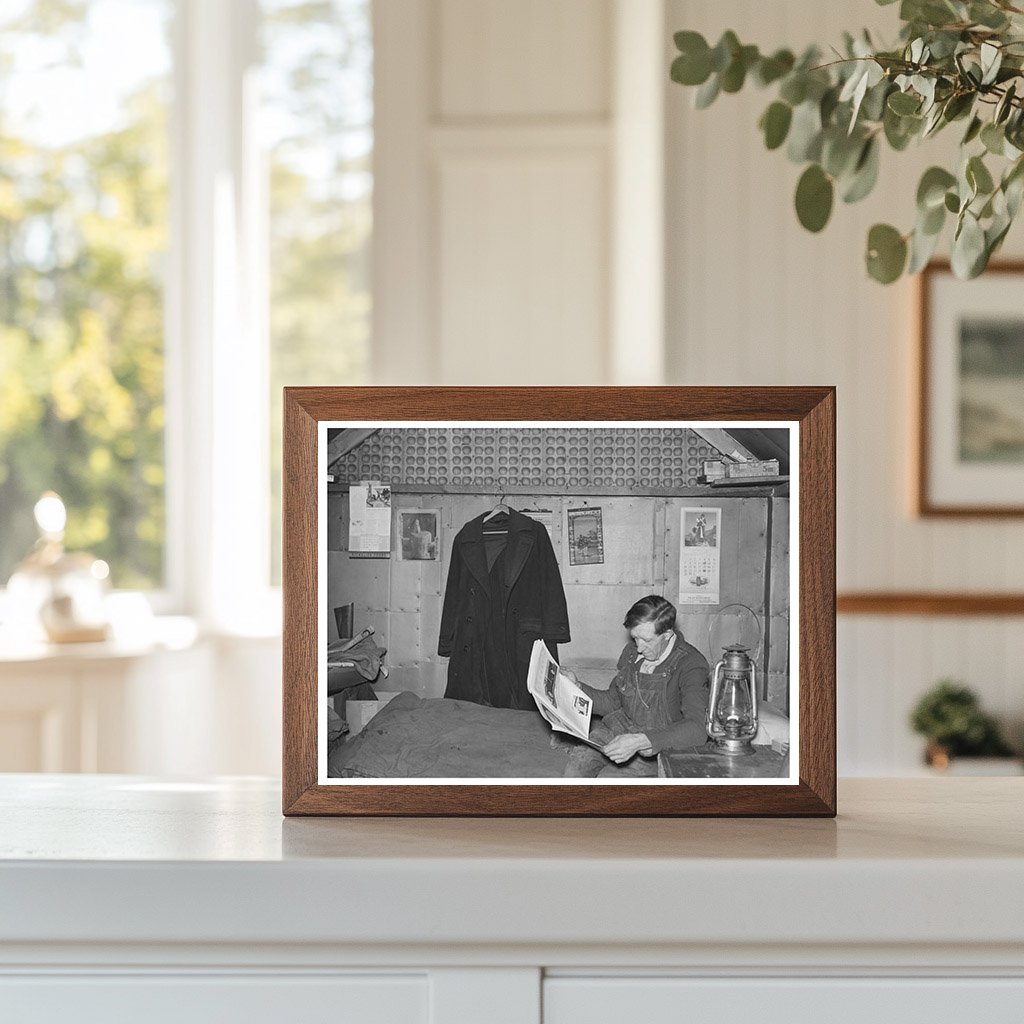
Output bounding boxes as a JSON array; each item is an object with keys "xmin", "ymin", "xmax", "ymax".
[
  {"xmin": 666, "ymin": 0, "xmax": 1024, "ymax": 775},
  {"xmin": 438, "ymin": 0, "xmax": 610, "ymax": 120},
  {"xmin": 437, "ymin": 152, "xmax": 608, "ymax": 384}
]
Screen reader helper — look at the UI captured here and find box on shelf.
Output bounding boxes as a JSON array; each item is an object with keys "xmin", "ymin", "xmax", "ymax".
[
  {"xmin": 346, "ymin": 691, "xmax": 402, "ymax": 735},
  {"xmin": 725, "ymin": 458, "xmax": 779, "ymax": 479},
  {"xmin": 701, "ymin": 459, "xmax": 726, "ymax": 482}
]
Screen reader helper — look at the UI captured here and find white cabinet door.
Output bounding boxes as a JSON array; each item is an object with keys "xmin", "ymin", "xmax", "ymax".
[
  {"xmin": 0, "ymin": 974, "xmax": 428, "ymax": 1024},
  {"xmin": 544, "ymin": 977, "xmax": 1024, "ymax": 1023}
]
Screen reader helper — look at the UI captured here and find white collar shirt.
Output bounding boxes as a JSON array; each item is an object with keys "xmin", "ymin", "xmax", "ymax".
[{"xmin": 637, "ymin": 631, "xmax": 676, "ymax": 674}]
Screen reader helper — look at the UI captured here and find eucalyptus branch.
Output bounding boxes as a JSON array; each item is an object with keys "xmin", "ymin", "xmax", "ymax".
[{"xmin": 670, "ymin": 1, "xmax": 1024, "ymax": 283}]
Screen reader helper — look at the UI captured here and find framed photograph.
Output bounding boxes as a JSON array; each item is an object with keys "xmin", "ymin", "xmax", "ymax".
[
  {"xmin": 283, "ymin": 387, "xmax": 836, "ymax": 817},
  {"xmin": 398, "ymin": 509, "xmax": 440, "ymax": 560},
  {"xmin": 917, "ymin": 261, "xmax": 1024, "ymax": 516}
]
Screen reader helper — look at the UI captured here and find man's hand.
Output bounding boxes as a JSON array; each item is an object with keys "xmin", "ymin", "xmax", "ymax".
[
  {"xmin": 560, "ymin": 667, "xmax": 581, "ymax": 686},
  {"xmin": 602, "ymin": 733, "xmax": 652, "ymax": 763}
]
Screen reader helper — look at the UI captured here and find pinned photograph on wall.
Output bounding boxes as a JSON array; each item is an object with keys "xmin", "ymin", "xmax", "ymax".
[
  {"xmin": 398, "ymin": 510, "xmax": 439, "ymax": 561},
  {"xmin": 679, "ymin": 507, "xmax": 722, "ymax": 605},
  {"xmin": 283, "ymin": 389, "xmax": 836, "ymax": 818},
  {"xmin": 567, "ymin": 506, "xmax": 604, "ymax": 565}
]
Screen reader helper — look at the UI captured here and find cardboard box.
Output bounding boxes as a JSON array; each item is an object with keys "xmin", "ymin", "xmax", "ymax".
[
  {"xmin": 346, "ymin": 691, "xmax": 402, "ymax": 735},
  {"xmin": 725, "ymin": 458, "xmax": 779, "ymax": 478}
]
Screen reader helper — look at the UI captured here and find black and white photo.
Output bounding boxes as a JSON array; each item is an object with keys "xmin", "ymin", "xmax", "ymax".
[{"xmin": 319, "ymin": 422, "xmax": 797, "ymax": 785}]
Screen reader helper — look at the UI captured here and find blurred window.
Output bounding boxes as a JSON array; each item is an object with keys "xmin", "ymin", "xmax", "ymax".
[
  {"xmin": 261, "ymin": 0, "xmax": 372, "ymax": 583},
  {"xmin": 0, "ymin": 0, "xmax": 172, "ymax": 589},
  {"xmin": 0, "ymin": 0, "xmax": 373, "ymax": 605}
]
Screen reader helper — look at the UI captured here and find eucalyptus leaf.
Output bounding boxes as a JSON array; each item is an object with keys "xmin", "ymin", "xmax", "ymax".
[
  {"xmin": 842, "ymin": 137, "xmax": 881, "ymax": 203},
  {"xmin": 927, "ymin": 30, "xmax": 963, "ymax": 60},
  {"xmin": 860, "ymin": 79, "xmax": 892, "ymax": 122},
  {"xmin": 951, "ymin": 211, "xmax": 986, "ymax": 278},
  {"xmin": 760, "ymin": 101, "xmax": 793, "ymax": 150},
  {"xmin": 903, "ymin": 0, "xmax": 958, "ymax": 28},
  {"xmin": 942, "ymin": 92, "xmax": 974, "ymax": 122},
  {"xmin": 795, "ymin": 164, "xmax": 834, "ymax": 232},
  {"xmin": 980, "ymin": 42, "xmax": 1002, "ymax": 86},
  {"xmin": 908, "ymin": 221, "xmax": 942, "ymax": 273},
  {"xmin": 820, "ymin": 85, "xmax": 841, "ymax": 126},
  {"xmin": 913, "ymin": 75, "xmax": 937, "ymax": 112},
  {"xmin": 945, "ymin": 190, "xmax": 961, "ymax": 213},
  {"xmin": 996, "ymin": 82, "xmax": 1017, "ymax": 124},
  {"xmin": 888, "ymin": 90, "xmax": 921, "ymax": 115},
  {"xmin": 970, "ymin": 2, "xmax": 1009, "ymax": 30},
  {"xmin": 694, "ymin": 73, "xmax": 721, "ymax": 109},
  {"xmin": 1006, "ymin": 171, "xmax": 1024, "ymax": 218},
  {"xmin": 822, "ymin": 128, "xmax": 864, "ymax": 178},
  {"xmin": 754, "ymin": 49, "xmax": 795, "ymax": 87},
  {"xmin": 967, "ymin": 154, "xmax": 995, "ymax": 195},
  {"xmin": 981, "ymin": 122, "xmax": 1005, "ymax": 155},
  {"xmin": 921, "ymin": 200, "xmax": 946, "ymax": 235},
  {"xmin": 721, "ymin": 44, "xmax": 759, "ymax": 93},
  {"xmin": 866, "ymin": 223, "xmax": 908, "ymax": 283},
  {"xmin": 917, "ymin": 166, "xmax": 957, "ymax": 210},
  {"xmin": 922, "ymin": 103, "xmax": 946, "ymax": 137},
  {"xmin": 884, "ymin": 106, "xmax": 921, "ymax": 150},
  {"xmin": 787, "ymin": 100, "xmax": 824, "ymax": 162},
  {"xmin": 710, "ymin": 31, "xmax": 740, "ymax": 73},
  {"xmin": 779, "ymin": 74, "xmax": 807, "ymax": 106},
  {"xmin": 986, "ymin": 214, "xmax": 1012, "ymax": 260},
  {"xmin": 962, "ymin": 115, "xmax": 983, "ymax": 145}
]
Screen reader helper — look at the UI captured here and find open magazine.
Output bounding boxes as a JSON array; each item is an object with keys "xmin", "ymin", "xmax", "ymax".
[{"xmin": 527, "ymin": 639, "xmax": 606, "ymax": 751}]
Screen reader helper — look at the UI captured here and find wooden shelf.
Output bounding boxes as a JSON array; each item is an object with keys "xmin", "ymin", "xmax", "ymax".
[{"xmin": 838, "ymin": 592, "xmax": 1024, "ymax": 616}]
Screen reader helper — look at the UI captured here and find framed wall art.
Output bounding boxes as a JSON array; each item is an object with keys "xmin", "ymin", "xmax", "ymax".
[
  {"xmin": 917, "ymin": 261, "xmax": 1024, "ymax": 517},
  {"xmin": 283, "ymin": 387, "xmax": 836, "ymax": 816}
]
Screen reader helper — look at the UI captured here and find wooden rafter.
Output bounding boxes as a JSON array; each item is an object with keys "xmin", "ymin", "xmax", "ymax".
[{"xmin": 326, "ymin": 428, "xmax": 379, "ymax": 470}]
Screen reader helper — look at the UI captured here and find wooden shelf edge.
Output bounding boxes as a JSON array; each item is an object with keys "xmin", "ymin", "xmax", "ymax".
[{"xmin": 838, "ymin": 592, "xmax": 1024, "ymax": 616}]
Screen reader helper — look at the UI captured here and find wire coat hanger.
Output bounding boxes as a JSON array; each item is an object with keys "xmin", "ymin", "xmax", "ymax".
[{"xmin": 483, "ymin": 492, "xmax": 512, "ymax": 534}]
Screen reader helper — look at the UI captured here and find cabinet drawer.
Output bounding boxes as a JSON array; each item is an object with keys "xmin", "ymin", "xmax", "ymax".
[
  {"xmin": 0, "ymin": 974, "xmax": 427, "ymax": 1024},
  {"xmin": 544, "ymin": 977, "xmax": 1024, "ymax": 1023}
]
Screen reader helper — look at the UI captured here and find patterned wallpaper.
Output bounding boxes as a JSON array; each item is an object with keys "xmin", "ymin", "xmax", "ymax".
[{"xmin": 329, "ymin": 427, "xmax": 724, "ymax": 492}]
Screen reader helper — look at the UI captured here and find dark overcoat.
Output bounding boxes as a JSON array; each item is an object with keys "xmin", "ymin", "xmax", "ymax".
[{"xmin": 438, "ymin": 509, "xmax": 571, "ymax": 709}]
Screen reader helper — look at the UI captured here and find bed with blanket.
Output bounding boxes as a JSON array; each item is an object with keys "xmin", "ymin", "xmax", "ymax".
[
  {"xmin": 327, "ymin": 691, "xmax": 572, "ymax": 778},
  {"xmin": 326, "ymin": 690, "xmax": 792, "ymax": 779}
]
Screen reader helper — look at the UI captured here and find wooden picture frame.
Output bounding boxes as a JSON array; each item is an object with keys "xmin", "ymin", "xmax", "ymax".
[
  {"xmin": 283, "ymin": 387, "xmax": 836, "ymax": 816},
  {"xmin": 917, "ymin": 260, "xmax": 1024, "ymax": 517}
]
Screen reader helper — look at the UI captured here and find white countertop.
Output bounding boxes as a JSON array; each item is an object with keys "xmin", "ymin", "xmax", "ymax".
[{"xmin": 1, "ymin": 775, "xmax": 1022, "ymax": 956}]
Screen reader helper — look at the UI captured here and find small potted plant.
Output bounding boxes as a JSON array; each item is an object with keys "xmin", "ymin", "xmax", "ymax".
[{"xmin": 910, "ymin": 680, "xmax": 1017, "ymax": 772}]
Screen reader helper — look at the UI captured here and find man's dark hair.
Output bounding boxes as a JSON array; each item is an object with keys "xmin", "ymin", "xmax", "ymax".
[{"xmin": 623, "ymin": 595, "xmax": 677, "ymax": 636}]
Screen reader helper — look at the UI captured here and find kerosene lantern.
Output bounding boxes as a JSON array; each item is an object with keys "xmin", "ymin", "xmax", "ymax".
[{"xmin": 706, "ymin": 604, "xmax": 761, "ymax": 755}]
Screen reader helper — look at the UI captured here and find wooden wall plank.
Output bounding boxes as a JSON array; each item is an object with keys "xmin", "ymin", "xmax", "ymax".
[{"xmin": 328, "ymin": 488, "xmax": 781, "ymax": 702}]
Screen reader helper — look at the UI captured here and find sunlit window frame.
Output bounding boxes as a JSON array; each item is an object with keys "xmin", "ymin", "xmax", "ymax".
[
  {"xmin": 0, "ymin": 0, "xmax": 385, "ymax": 635},
  {"xmin": 163, "ymin": 0, "xmax": 278, "ymax": 634}
]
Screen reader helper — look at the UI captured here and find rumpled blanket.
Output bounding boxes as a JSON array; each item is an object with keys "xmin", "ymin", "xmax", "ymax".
[
  {"xmin": 327, "ymin": 692, "xmax": 570, "ymax": 778},
  {"xmin": 327, "ymin": 635, "xmax": 386, "ymax": 681}
]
